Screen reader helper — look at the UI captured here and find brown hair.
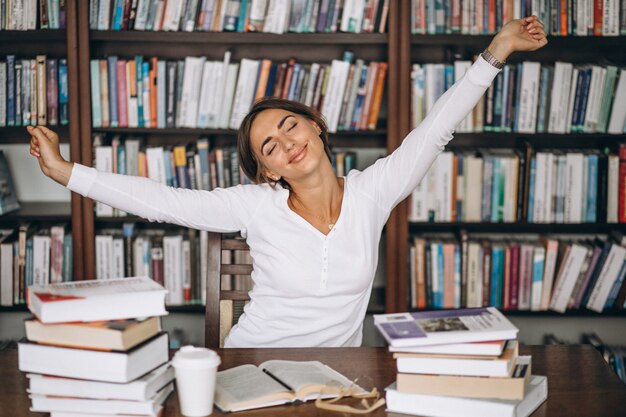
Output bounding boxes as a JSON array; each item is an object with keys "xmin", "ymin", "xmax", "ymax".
[{"xmin": 237, "ymin": 97, "xmax": 332, "ymax": 189}]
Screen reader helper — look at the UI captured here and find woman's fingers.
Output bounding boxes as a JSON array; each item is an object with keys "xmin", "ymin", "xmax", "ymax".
[{"xmin": 38, "ymin": 125, "xmax": 58, "ymax": 140}]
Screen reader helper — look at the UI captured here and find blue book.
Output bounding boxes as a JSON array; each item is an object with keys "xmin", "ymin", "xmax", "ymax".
[
  {"xmin": 586, "ymin": 154, "xmax": 598, "ymax": 222},
  {"xmin": 135, "ymin": 56, "xmax": 144, "ymax": 127},
  {"xmin": 351, "ymin": 66, "xmax": 368, "ymax": 130},
  {"xmin": 531, "ymin": 248, "xmax": 545, "ymax": 310},
  {"xmin": 527, "ymin": 157, "xmax": 536, "ymax": 222},
  {"xmin": 490, "ymin": 158, "xmax": 503, "ymax": 222},
  {"xmin": 436, "ymin": 244, "xmax": 444, "ymax": 308},
  {"xmin": 287, "ymin": 64, "xmax": 301, "ymax": 101},
  {"xmin": 264, "ymin": 63, "xmax": 278, "ymax": 97},
  {"xmin": 237, "ymin": 0, "xmax": 249, "ymax": 32},
  {"xmin": 26, "ymin": 238, "xmax": 34, "ymax": 288},
  {"xmin": 162, "ymin": 149, "xmax": 174, "ymax": 187},
  {"xmin": 141, "ymin": 62, "xmax": 150, "ymax": 125},
  {"xmin": 112, "ymin": 0, "xmax": 125, "ymax": 30},
  {"xmin": 490, "ymin": 246, "xmax": 504, "ymax": 308},
  {"xmin": 6, "ymin": 55, "xmax": 15, "ymax": 126},
  {"xmin": 58, "ymin": 59, "xmax": 69, "ymax": 125},
  {"xmin": 605, "ymin": 259, "xmax": 626, "ymax": 309},
  {"xmin": 570, "ymin": 69, "xmax": 585, "ymax": 133},
  {"xmin": 62, "ymin": 234, "xmax": 72, "ymax": 282},
  {"xmin": 107, "ymin": 56, "xmax": 119, "ymax": 128},
  {"xmin": 454, "ymin": 245, "xmax": 461, "ymax": 308},
  {"xmin": 444, "ymin": 64, "xmax": 454, "ymax": 90},
  {"xmin": 576, "ymin": 68, "xmax": 592, "ymax": 132}
]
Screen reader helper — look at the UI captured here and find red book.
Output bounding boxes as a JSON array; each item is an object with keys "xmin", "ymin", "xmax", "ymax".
[
  {"xmin": 117, "ymin": 60, "xmax": 128, "ymax": 128},
  {"xmin": 619, "ymin": 144, "xmax": 626, "ymax": 223},
  {"xmin": 509, "ymin": 244, "xmax": 520, "ymax": 310},
  {"xmin": 149, "ymin": 57, "xmax": 158, "ymax": 128},
  {"xmin": 593, "ymin": 0, "xmax": 603, "ymax": 36},
  {"xmin": 560, "ymin": 0, "xmax": 568, "ymax": 35}
]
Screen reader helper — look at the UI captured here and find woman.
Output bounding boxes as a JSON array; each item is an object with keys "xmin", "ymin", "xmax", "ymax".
[{"xmin": 28, "ymin": 17, "xmax": 547, "ymax": 348}]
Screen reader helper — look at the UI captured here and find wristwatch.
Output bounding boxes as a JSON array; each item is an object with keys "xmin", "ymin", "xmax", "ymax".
[{"xmin": 481, "ymin": 48, "xmax": 505, "ymax": 69}]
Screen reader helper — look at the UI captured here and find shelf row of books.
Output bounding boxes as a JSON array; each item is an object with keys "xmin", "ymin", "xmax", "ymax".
[
  {"xmin": 90, "ymin": 52, "xmax": 387, "ymax": 133},
  {"xmin": 409, "ymin": 146, "xmax": 625, "ymax": 224},
  {"xmin": 375, "ymin": 307, "xmax": 547, "ymax": 417},
  {"xmin": 94, "ymin": 226, "xmax": 252, "ymax": 306},
  {"xmin": 93, "ymin": 135, "xmax": 357, "ymax": 217},
  {"xmin": 408, "ymin": 233, "xmax": 626, "ymax": 314},
  {"xmin": 0, "ymin": 0, "xmax": 66, "ymax": 30},
  {"xmin": 89, "ymin": 0, "xmax": 390, "ymax": 34},
  {"xmin": 19, "ymin": 277, "xmax": 173, "ymax": 416},
  {"xmin": 0, "ymin": 224, "xmax": 72, "ymax": 307},
  {"xmin": 412, "ymin": 61, "xmax": 626, "ymax": 135},
  {"xmin": 0, "ymin": 55, "xmax": 69, "ymax": 127},
  {"xmin": 410, "ymin": 0, "xmax": 624, "ymax": 36}
]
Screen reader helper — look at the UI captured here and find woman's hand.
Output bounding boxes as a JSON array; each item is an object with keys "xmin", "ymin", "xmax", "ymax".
[
  {"xmin": 487, "ymin": 16, "xmax": 548, "ymax": 63},
  {"xmin": 27, "ymin": 125, "xmax": 73, "ymax": 186}
]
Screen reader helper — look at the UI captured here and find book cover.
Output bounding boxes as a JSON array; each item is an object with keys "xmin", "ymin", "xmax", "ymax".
[{"xmin": 374, "ymin": 307, "xmax": 518, "ymax": 348}]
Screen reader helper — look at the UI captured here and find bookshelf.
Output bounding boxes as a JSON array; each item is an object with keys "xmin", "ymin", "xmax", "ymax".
[
  {"xmin": 74, "ymin": 1, "xmax": 401, "ymax": 312},
  {"xmin": 388, "ymin": 1, "xmax": 626, "ymax": 316},
  {"xmin": 0, "ymin": 1, "xmax": 84, "ymax": 285}
]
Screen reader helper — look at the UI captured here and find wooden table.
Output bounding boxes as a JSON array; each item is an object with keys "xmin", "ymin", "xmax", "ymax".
[{"xmin": 2, "ymin": 345, "xmax": 625, "ymax": 416}]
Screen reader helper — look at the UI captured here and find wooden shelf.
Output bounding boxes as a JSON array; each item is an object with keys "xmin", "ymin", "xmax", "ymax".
[
  {"xmin": 0, "ymin": 202, "xmax": 72, "ymax": 223},
  {"xmin": 0, "ymin": 30, "xmax": 66, "ymax": 42},
  {"xmin": 409, "ymin": 222, "xmax": 626, "ymax": 234},
  {"xmin": 91, "ymin": 127, "xmax": 388, "ymax": 148},
  {"xmin": 410, "ymin": 34, "xmax": 626, "ymax": 47},
  {"xmin": 448, "ymin": 132, "xmax": 626, "ymax": 149},
  {"xmin": 406, "ymin": 307, "xmax": 626, "ymax": 317},
  {"xmin": 0, "ymin": 126, "xmax": 70, "ymax": 144},
  {"xmin": 90, "ymin": 31, "xmax": 388, "ymax": 44}
]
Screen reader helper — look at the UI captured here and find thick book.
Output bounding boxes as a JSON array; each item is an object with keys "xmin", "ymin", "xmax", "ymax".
[
  {"xmin": 27, "ymin": 276, "xmax": 168, "ymax": 323},
  {"xmin": 18, "ymin": 332, "xmax": 169, "ymax": 383},
  {"xmin": 214, "ymin": 360, "xmax": 364, "ymax": 412},
  {"xmin": 30, "ymin": 383, "xmax": 172, "ymax": 416},
  {"xmin": 389, "ymin": 340, "xmax": 507, "ymax": 356},
  {"xmin": 386, "ymin": 375, "xmax": 547, "ymax": 417},
  {"xmin": 374, "ymin": 307, "xmax": 518, "ymax": 348},
  {"xmin": 24, "ymin": 316, "xmax": 162, "ymax": 351},
  {"xmin": 394, "ymin": 340, "xmax": 519, "ymax": 378},
  {"xmin": 50, "ymin": 408, "xmax": 162, "ymax": 417},
  {"xmin": 397, "ymin": 356, "xmax": 532, "ymax": 400},
  {"xmin": 28, "ymin": 363, "xmax": 174, "ymax": 401}
]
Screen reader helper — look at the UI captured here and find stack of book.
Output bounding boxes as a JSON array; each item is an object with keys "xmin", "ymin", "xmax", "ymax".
[
  {"xmin": 17, "ymin": 277, "xmax": 173, "ymax": 417},
  {"xmin": 374, "ymin": 307, "xmax": 548, "ymax": 417}
]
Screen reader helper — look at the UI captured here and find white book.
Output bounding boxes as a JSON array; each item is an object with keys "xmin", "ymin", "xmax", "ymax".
[
  {"xmin": 213, "ymin": 51, "xmax": 232, "ymax": 129},
  {"xmin": 112, "ymin": 237, "xmax": 125, "ymax": 278},
  {"xmin": 340, "ymin": 0, "xmax": 365, "ymax": 32},
  {"xmin": 200, "ymin": 230, "xmax": 208, "ymax": 305},
  {"xmin": 96, "ymin": 0, "xmax": 111, "ymax": 30},
  {"xmin": 163, "ymin": 235, "xmax": 183, "ymax": 305},
  {"xmin": 95, "ymin": 234, "xmax": 113, "ymax": 280},
  {"xmin": 218, "ymin": 63, "xmax": 239, "ymax": 129},
  {"xmin": 90, "ymin": 60, "xmax": 102, "ymax": 128},
  {"xmin": 533, "ymin": 152, "xmax": 548, "ymax": 223},
  {"xmin": 583, "ymin": 66, "xmax": 606, "ymax": 133},
  {"xmin": 180, "ymin": 56, "xmax": 207, "ymax": 128},
  {"xmin": 19, "ymin": 332, "xmax": 169, "ymax": 383},
  {"xmin": 125, "ymin": 139, "xmax": 140, "ymax": 176},
  {"xmin": 607, "ymin": 154, "xmax": 619, "ymax": 223},
  {"xmin": 127, "ymin": 62, "xmax": 139, "ymax": 128},
  {"xmin": 322, "ymin": 59, "xmax": 350, "ymax": 133},
  {"xmin": 229, "ymin": 58, "xmax": 260, "ymax": 130},
  {"xmin": 518, "ymin": 62, "xmax": 541, "ymax": 133},
  {"xmin": 548, "ymin": 62, "xmax": 572, "ymax": 133},
  {"xmin": 30, "ymin": 384, "xmax": 173, "ymax": 416},
  {"xmin": 385, "ymin": 375, "xmax": 547, "ymax": 417},
  {"xmin": 504, "ymin": 156, "xmax": 518, "ymax": 222},
  {"xmin": 304, "ymin": 62, "xmax": 320, "ymax": 107},
  {"xmin": 0, "ymin": 236, "xmax": 14, "ymax": 306},
  {"xmin": 603, "ymin": 0, "xmax": 619, "ymax": 36},
  {"xmin": 263, "ymin": 0, "xmax": 290, "ymax": 33},
  {"xmin": 162, "ymin": 0, "xmax": 185, "ymax": 31},
  {"xmin": 586, "ymin": 244, "xmax": 626, "ymax": 312},
  {"xmin": 389, "ymin": 340, "xmax": 507, "ymax": 356},
  {"xmin": 530, "ymin": 245, "xmax": 546, "ymax": 311},
  {"xmin": 145, "ymin": 147, "xmax": 167, "ymax": 184},
  {"xmin": 549, "ymin": 244, "xmax": 589, "ymax": 313},
  {"xmin": 134, "ymin": 0, "xmax": 151, "ymax": 30},
  {"xmin": 95, "ymin": 146, "xmax": 114, "ymax": 217},
  {"xmin": 564, "ymin": 153, "xmax": 584, "ymax": 223},
  {"xmin": 0, "ymin": 62, "xmax": 6, "ymax": 126},
  {"xmin": 196, "ymin": 61, "xmax": 217, "ymax": 128},
  {"xmin": 33, "ymin": 234, "xmax": 51, "ymax": 287},
  {"xmin": 454, "ymin": 61, "xmax": 473, "ymax": 132},
  {"xmin": 564, "ymin": 67, "xmax": 579, "ymax": 133},
  {"xmin": 28, "ymin": 363, "xmax": 174, "ymax": 401},
  {"xmin": 540, "ymin": 238, "xmax": 559, "ymax": 310},
  {"xmin": 50, "ymin": 408, "xmax": 163, "ymax": 417},
  {"xmin": 133, "ymin": 237, "xmax": 147, "ymax": 277},
  {"xmin": 411, "ymin": 64, "xmax": 425, "ymax": 128},
  {"xmin": 608, "ymin": 69, "xmax": 626, "ymax": 134},
  {"xmin": 466, "ymin": 242, "xmax": 482, "ymax": 308}
]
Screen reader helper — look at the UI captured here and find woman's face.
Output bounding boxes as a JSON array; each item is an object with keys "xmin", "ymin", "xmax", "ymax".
[{"xmin": 249, "ymin": 108, "xmax": 327, "ymax": 183}]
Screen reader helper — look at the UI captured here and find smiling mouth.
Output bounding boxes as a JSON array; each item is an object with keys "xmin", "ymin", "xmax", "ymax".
[{"xmin": 289, "ymin": 144, "xmax": 308, "ymax": 164}]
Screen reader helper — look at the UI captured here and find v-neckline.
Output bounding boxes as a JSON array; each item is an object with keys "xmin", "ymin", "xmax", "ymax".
[{"xmin": 284, "ymin": 177, "xmax": 347, "ymax": 237}]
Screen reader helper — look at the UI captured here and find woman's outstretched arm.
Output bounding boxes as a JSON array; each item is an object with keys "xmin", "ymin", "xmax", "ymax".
[{"xmin": 355, "ymin": 16, "xmax": 547, "ymax": 213}]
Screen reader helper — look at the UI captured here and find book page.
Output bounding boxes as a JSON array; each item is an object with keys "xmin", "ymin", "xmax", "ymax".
[
  {"xmin": 214, "ymin": 364, "xmax": 293, "ymax": 411},
  {"xmin": 260, "ymin": 360, "xmax": 361, "ymax": 400}
]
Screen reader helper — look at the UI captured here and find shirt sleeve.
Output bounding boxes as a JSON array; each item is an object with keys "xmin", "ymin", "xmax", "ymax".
[
  {"xmin": 352, "ymin": 55, "xmax": 501, "ymax": 213},
  {"xmin": 67, "ymin": 163, "xmax": 261, "ymax": 233}
]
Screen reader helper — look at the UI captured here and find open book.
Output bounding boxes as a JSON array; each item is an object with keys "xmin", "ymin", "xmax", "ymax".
[{"xmin": 214, "ymin": 360, "xmax": 364, "ymax": 412}]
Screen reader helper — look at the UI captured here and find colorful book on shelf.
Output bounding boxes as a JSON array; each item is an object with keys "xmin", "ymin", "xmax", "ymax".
[
  {"xmin": 214, "ymin": 360, "xmax": 365, "ymax": 413},
  {"xmin": 24, "ymin": 316, "xmax": 162, "ymax": 351},
  {"xmin": 393, "ymin": 340, "xmax": 519, "ymax": 378},
  {"xmin": 396, "ymin": 355, "xmax": 532, "ymax": 400},
  {"xmin": 27, "ymin": 276, "xmax": 167, "ymax": 323},
  {"xmin": 373, "ymin": 307, "xmax": 518, "ymax": 348},
  {"xmin": 18, "ymin": 332, "xmax": 169, "ymax": 383},
  {"xmin": 385, "ymin": 375, "xmax": 547, "ymax": 417}
]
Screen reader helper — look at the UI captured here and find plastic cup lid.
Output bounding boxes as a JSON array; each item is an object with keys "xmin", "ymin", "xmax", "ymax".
[{"xmin": 172, "ymin": 346, "xmax": 221, "ymax": 369}]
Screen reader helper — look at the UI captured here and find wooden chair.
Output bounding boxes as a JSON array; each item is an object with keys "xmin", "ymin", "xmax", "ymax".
[{"xmin": 204, "ymin": 232, "xmax": 253, "ymax": 348}]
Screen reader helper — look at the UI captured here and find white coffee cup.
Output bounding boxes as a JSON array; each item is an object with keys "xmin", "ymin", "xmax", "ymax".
[{"xmin": 172, "ymin": 346, "xmax": 221, "ymax": 417}]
